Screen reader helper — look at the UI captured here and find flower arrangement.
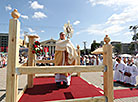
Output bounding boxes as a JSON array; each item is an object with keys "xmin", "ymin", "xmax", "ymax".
[{"xmin": 32, "ymin": 41, "xmax": 44, "ymax": 56}]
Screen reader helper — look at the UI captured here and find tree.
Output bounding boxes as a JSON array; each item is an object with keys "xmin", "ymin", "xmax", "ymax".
[
  {"xmin": 80, "ymin": 49, "xmax": 85, "ymax": 56},
  {"xmin": 132, "ymin": 33, "xmax": 138, "ymax": 41},
  {"xmin": 114, "ymin": 44, "xmax": 122, "ymax": 55},
  {"xmin": 129, "ymin": 25, "xmax": 138, "ymax": 53},
  {"xmin": 129, "ymin": 25, "xmax": 138, "ymax": 36},
  {"xmin": 129, "ymin": 25, "xmax": 138, "ymax": 41},
  {"xmin": 80, "ymin": 49, "xmax": 91, "ymax": 56},
  {"xmin": 91, "ymin": 41, "xmax": 100, "ymax": 52},
  {"xmin": 129, "ymin": 43, "xmax": 135, "ymax": 54}
]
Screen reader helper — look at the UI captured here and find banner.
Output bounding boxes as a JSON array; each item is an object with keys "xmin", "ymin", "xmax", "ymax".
[
  {"xmin": 44, "ymin": 47, "xmax": 49, "ymax": 55},
  {"xmin": 6, "ymin": 47, "xmax": 8, "ymax": 52},
  {"xmin": 1, "ymin": 47, "xmax": 4, "ymax": 52}
]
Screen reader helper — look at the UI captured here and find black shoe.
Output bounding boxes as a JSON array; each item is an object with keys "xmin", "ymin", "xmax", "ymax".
[
  {"xmin": 119, "ymin": 81, "xmax": 124, "ymax": 84},
  {"xmin": 130, "ymin": 84, "xmax": 135, "ymax": 87},
  {"xmin": 115, "ymin": 81, "xmax": 120, "ymax": 83},
  {"xmin": 63, "ymin": 81, "xmax": 69, "ymax": 88},
  {"xmin": 56, "ymin": 82, "xmax": 61, "ymax": 88}
]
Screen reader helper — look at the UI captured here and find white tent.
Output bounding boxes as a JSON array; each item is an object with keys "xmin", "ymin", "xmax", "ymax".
[
  {"xmin": 91, "ymin": 47, "xmax": 103, "ymax": 54},
  {"xmin": 119, "ymin": 54, "xmax": 132, "ymax": 58}
]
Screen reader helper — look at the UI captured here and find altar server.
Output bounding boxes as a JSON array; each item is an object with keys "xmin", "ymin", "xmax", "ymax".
[
  {"xmin": 114, "ymin": 58, "xmax": 126, "ymax": 83},
  {"xmin": 124, "ymin": 60, "xmax": 138, "ymax": 86}
]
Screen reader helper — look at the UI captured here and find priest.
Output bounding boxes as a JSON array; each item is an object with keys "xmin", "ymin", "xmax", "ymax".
[{"xmin": 54, "ymin": 32, "xmax": 78, "ymax": 88}]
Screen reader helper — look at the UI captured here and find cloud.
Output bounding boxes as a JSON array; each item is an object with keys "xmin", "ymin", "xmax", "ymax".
[
  {"xmin": 5, "ymin": 4, "xmax": 12, "ymax": 11},
  {"xmin": 41, "ymin": 30, "xmax": 45, "ymax": 32},
  {"xmin": 76, "ymin": 24, "xmax": 125, "ymax": 36},
  {"xmin": 86, "ymin": 0, "xmax": 138, "ymax": 39},
  {"xmin": 28, "ymin": 1, "xmax": 32, "ymax": 4},
  {"xmin": 32, "ymin": 12, "xmax": 47, "ymax": 19},
  {"xmin": 124, "ymin": 32, "xmax": 133, "ymax": 36},
  {"xmin": 30, "ymin": 1, "xmax": 44, "ymax": 10},
  {"xmin": 104, "ymin": 25, "xmax": 125, "ymax": 35},
  {"xmin": 106, "ymin": 7, "xmax": 138, "ymax": 25},
  {"xmin": 21, "ymin": 15, "xmax": 29, "ymax": 19},
  {"xmin": 76, "ymin": 24, "xmax": 104, "ymax": 35},
  {"xmin": 28, "ymin": 28, "xmax": 35, "ymax": 33},
  {"xmin": 88, "ymin": 0, "xmax": 138, "ymax": 26},
  {"xmin": 73, "ymin": 20, "xmax": 80, "ymax": 25},
  {"xmin": 76, "ymin": 32, "xmax": 81, "ymax": 35},
  {"xmin": 88, "ymin": 0, "xmax": 138, "ymax": 7},
  {"xmin": 85, "ymin": 24, "xmax": 105, "ymax": 35}
]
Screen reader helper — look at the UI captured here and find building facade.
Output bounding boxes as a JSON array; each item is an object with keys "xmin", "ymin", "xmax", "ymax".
[
  {"xmin": 111, "ymin": 41, "xmax": 134, "ymax": 54},
  {"xmin": 40, "ymin": 38, "xmax": 57, "ymax": 56},
  {"xmin": 0, "ymin": 33, "xmax": 8, "ymax": 52}
]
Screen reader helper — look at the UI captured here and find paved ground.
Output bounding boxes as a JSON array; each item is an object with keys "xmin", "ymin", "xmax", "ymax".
[
  {"xmin": 1, "ymin": 67, "xmax": 138, "ymax": 102},
  {"xmin": 81, "ymin": 72, "xmax": 138, "ymax": 102},
  {"xmin": 0, "ymin": 67, "xmax": 27, "ymax": 102}
]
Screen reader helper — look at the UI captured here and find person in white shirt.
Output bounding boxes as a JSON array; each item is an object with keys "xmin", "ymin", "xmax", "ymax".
[
  {"xmin": 86, "ymin": 57, "xmax": 89, "ymax": 65},
  {"xmin": 124, "ymin": 59, "xmax": 138, "ymax": 87},
  {"xmin": 134, "ymin": 56, "xmax": 138, "ymax": 68},
  {"xmin": 0, "ymin": 56, "xmax": 2, "ymax": 68},
  {"xmin": 114, "ymin": 58, "xmax": 126, "ymax": 83},
  {"xmin": 94, "ymin": 55, "xmax": 101, "ymax": 65},
  {"xmin": 99, "ymin": 55, "xmax": 103, "ymax": 65},
  {"xmin": 123, "ymin": 57, "xmax": 127, "ymax": 65}
]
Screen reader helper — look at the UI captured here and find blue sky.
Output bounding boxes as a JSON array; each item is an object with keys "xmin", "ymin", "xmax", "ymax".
[{"xmin": 0, "ymin": 0, "xmax": 137, "ymax": 49}]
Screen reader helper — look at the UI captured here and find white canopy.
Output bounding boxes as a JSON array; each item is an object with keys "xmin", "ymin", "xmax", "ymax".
[
  {"xmin": 91, "ymin": 47, "xmax": 103, "ymax": 54},
  {"xmin": 119, "ymin": 54, "xmax": 132, "ymax": 58}
]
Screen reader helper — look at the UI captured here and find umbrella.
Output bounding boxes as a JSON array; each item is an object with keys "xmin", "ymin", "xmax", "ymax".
[
  {"xmin": 119, "ymin": 54, "xmax": 132, "ymax": 58},
  {"xmin": 88, "ymin": 55, "xmax": 93, "ymax": 57},
  {"xmin": 84, "ymin": 55, "xmax": 88, "ymax": 57},
  {"xmin": 91, "ymin": 47, "xmax": 103, "ymax": 54}
]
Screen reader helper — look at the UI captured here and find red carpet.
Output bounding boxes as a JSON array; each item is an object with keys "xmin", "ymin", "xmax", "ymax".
[
  {"xmin": 19, "ymin": 76, "xmax": 103, "ymax": 102},
  {"xmin": 114, "ymin": 88, "xmax": 138, "ymax": 99},
  {"xmin": 93, "ymin": 84, "xmax": 138, "ymax": 99}
]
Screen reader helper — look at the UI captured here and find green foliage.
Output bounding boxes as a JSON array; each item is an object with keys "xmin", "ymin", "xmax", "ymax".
[
  {"xmin": 129, "ymin": 25, "xmax": 138, "ymax": 41},
  {"xmin": 132, "ymin": 33, "xmax": 138, "ymax": 41},
  {"xmin": 129, "ymin": 43, "xmax": 135, "ymax": 52},
  {"xmin": 80, "ymin": 49, "xmax": 91, "ymax": 55},
  {"xmin": 91, "ymin": 42, "xmax": 100, "ymax": 52},
  {"xmin": 114, "ymin": 44, "xmax": 122, "ymax": 54}
]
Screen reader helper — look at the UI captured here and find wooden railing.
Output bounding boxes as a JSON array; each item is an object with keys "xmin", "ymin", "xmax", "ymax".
[{"xmin": 6, "ymin": 9, "xmax": 113, "ymax": 102}]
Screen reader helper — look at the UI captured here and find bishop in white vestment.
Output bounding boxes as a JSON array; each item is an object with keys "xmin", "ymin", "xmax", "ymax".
[{"xmin": 54, "ymin": 32, "xmax": 78, "ymax": 87}]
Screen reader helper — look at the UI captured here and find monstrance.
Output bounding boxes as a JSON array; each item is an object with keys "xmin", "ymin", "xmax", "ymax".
[{"xmin": 63, "ymin": 20, "xmax": 74, "ymax": 39}]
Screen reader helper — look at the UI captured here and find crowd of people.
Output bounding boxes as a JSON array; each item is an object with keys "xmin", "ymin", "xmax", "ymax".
[
  {"xmin": 1, "ymin": 47, "xmax": 138, "ymax": 87},
  {"xmin": 0, "ymin": 54, "xmax": 7, "ymax": 68},
  {"xmin": 113, "ymin": 56, "xmax": 138, "ymax": 87},
  {"xmin": 36, "ymin": 55, "xmax": 55, "ymax": 66},
  {"xmin": 19, "ymin": 53, "xmax": 55, "ymax": 66},
  {"xmin": 19, "ymin": 54, "xmax": 28, "ymax": 64},
  {"xmin": 80, "ymin": 54, "xmax": 138, "ymax": 87},
  {"xmin": 80, "ymin": 55, "xmax": 103, "ymax": 65}
]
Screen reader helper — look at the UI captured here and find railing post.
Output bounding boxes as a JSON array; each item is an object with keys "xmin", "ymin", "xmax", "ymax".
[
  {"xmin": 76, "ymin": 45, "xmax": 80, "ymax": 76},
  {"xmin": 103, "ymin": 35, "xmax": 114, "ymax": 102},
  {"xmin": 27, "ymin": 35, "xmax": 39, "ymax": 88},
  {"xmin": 6, "ymin": 9, "xmax": 20, "ymax": 102}
]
